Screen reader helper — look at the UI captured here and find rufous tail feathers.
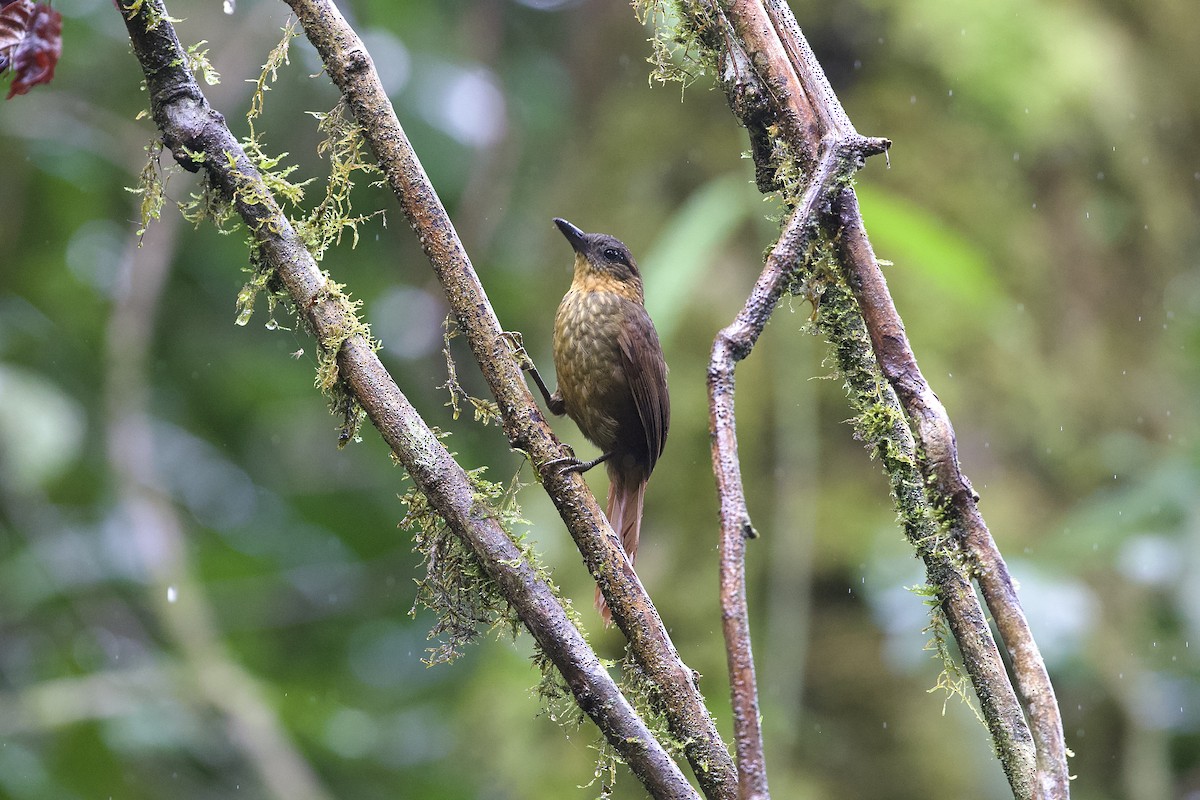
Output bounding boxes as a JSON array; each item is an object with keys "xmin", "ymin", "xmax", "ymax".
[{"xmin": 595, "ymin": 466, "xmax": 647, "ymax": 625}]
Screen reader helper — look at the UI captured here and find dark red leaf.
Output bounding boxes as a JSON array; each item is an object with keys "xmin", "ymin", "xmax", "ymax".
[
  {"xmin": 0, "ymin": 0, "xmax": 34, "ymax": 70},
  {"xmin": 1, "ymin": 0, "xmax": 61, "ymax": 99}
]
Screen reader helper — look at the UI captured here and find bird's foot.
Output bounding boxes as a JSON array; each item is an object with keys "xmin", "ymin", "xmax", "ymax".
[
  {"xmin": 540, "ymin": 444, "xmax": 577, "ymax": 475},
  {"xmin": 543, "ymin": 449, "xmax": 612, "ymax": 476},
  {"xmin": 500, "ymin": 330, "xmax": 561, "ymax": 412},
  {"xmin": 498, "ymin": 330, "xmax": 534, "ymax": 371}
]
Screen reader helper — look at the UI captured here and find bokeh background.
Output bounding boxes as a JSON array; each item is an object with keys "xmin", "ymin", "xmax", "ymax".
[{"xmin": 1, "ymin": 0, "xmax": 1198, "ymax": 797}]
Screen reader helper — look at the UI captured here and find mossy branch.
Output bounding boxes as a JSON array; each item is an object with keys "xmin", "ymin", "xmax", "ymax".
[
  {"xmin": 117, "ymin": 2, "xmax": 701, "ymax": 798},
  {"xmin": 279, "ymin": 1, "xmax": 738, "ymax": 797}
]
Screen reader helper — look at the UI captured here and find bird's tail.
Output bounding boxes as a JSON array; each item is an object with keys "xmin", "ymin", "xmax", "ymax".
[{"xmin": 595, "ymin": 464, "xmax": 646, "ymax": 626}]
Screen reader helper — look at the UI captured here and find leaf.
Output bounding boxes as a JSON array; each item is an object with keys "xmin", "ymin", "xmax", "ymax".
[
  {"xmin": 0, "ymin": 0, "xmax": 33, "ymax": 58},
  {"xmin": 0, "ymin": 0, "xmax": 62, "ymax": 99}
]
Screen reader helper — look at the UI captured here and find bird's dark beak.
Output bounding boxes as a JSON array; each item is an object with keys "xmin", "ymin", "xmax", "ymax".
[{"xmin": 553, "ymin": 217, "xmax": 587, "ymax": 253}]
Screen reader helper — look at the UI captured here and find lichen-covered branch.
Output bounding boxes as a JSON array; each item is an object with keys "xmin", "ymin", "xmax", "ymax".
[
  {"xmin": 279, "ymin": 1, "xmax": 738, "ymax": 796},
  {"xmin": 117, "ymin": 3, "xmax": 700, "ymax": 797}
]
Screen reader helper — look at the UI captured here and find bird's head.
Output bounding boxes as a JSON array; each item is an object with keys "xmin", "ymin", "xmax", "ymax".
[{"xmin": 553, "ymin": 217, "xmax": 642, "ymax": 293}]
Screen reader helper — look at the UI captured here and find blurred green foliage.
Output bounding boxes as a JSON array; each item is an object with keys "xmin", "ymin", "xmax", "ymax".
[{"xmin": 1, "ymin": 0, "xmax": 1198, "ymax": 798}]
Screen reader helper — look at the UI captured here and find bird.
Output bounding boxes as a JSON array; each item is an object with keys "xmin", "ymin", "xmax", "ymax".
[{"xmin": 529, "ymin": 217, "xmax": 670, "ymax": 625}]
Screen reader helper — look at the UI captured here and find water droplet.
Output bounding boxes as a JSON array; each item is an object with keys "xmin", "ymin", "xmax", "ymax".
[
  {"xmin": 223, "ymin": 0, "xmax": 235, "ymax": 13},
  {"xmin": 167, "ymin": 586, "xmax": 178, "ymax": 603}
]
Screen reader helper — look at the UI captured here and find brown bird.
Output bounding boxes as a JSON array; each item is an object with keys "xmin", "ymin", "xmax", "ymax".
[{"xmin": 529, "ymin": 218, "xmax": 670, "ymax": 624}]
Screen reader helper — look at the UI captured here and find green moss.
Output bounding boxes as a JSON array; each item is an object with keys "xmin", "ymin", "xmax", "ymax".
[
  {"xmin": 813, "ymin": 273, "xmax": 940, "ymax": 549},
  {"xmin": 403, "ymin": 472, "xmax": 507, "ymax": 667},
  {"xmin": 223, "ymin": 28, "xmax": 390, "ymax": 448},
  {"xmin": 120, "ymin": 0, "xmax": 180, "ymax": 30},
  {"xmin": 303, "ymin": 104, "xmax": 386, "ymax": 255},
  {"xmin": 580, "ymin": 740, "xmax": 620, "ymax": 800},
  {"xmin": 913, "ymin": 584, "xmax": 984, "ymax": 723},
  {"xmin": 127, "ymin": 140, "xmax": 167, "ymax": 241},
  {"xmin": 633, "ymin": 1, "xmax": 720, "ymax": 91},
  {"xmin": 813, "ymin": 273, "xmax": 982, "ymax": 714},
  {"xmin": 617, "ymin": 646, "xmax": 691, "ymax": 760},
  {"xmin": 179, "ymin": 170, "xmax": 236, "ymax": 232},
  {"xmin": 440, "ymin": 317, "xmax": 502, "ymax": 426},
  {"xmin": 248, "ymin": 20, "xmax": 298, "ymax": 124},
  {"xmin": 405, "ymin": 466, "xmax": 578, "ymax": 672},
  {"xmin": 184, "ymin": 40, "xmax": 220, "ymax": 86}
]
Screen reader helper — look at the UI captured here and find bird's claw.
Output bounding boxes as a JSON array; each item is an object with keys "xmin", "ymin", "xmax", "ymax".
[
  {"xmin": 541, "ymin": 448, "xmax": 611, "ymax": 476},
  {"xmin": 498, "ymin": 330, "xmax": 534, "ymax": 371},
  {"xmin": 543, "ymin": 455, "xmax": 586, "ymax": 475},
  {"xmin": 541, "ymin": 444, "xmax": 579, "ymax": 475}
]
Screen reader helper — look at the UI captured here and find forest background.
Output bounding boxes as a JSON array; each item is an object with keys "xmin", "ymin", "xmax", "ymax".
[{"xmin": 1, "ymin": 0, "xmax": 1197, "ymax": 798}]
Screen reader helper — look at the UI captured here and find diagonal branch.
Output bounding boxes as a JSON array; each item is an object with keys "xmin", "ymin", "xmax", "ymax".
[
  {"xmin": 279, "ymin": 1, "xmax": 738, "ymax": 796},
  {"xmin": 117, "ymin": 3, "xmax": 700, "ymax": 797},
  {"xmin": 831, "ymin": 189, "xmax": 1069, "ymax": 799}
]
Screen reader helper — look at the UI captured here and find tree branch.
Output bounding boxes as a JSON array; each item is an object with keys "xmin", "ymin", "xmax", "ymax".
[
  {"xmin": 831, "ymin": 189, "xmax": 1069, "ymax": 798},
  {"xmin": 710, "ymin": 144, "xmax": 877, "ymax": 800},
  {"xmin": 117, "ymin": 3, "xmax": 701, "ymax": 797},
  {"xmin": 676, "ymin": 0, "xmax": 1068, "ymax": 797},
  {"xmin": 279, "ymin": 1, "xmax": 738, "ymax": 796}
]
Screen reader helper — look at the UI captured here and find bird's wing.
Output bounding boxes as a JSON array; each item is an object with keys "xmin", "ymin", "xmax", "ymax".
[{"xmin": 617, "ymin": 303, "xmax": 670, "ymax": 471}]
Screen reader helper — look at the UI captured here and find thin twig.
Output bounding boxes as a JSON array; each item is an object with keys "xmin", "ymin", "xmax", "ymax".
[
  {"xmin": 280, "ymin": 2, "xmax": 738, "ymax": 796},
  {"xmin": 117, "ymin": 3, "xmax": 700, "ymax": 797},
  {"xmin": 710, "ymin": 145, "xmax": 868, "ymax": 800}
]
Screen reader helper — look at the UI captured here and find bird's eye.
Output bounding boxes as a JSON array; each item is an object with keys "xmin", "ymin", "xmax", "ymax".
[{"xmin": 603, "ymin": 248, "xmax": 623, "ymax": 263}]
